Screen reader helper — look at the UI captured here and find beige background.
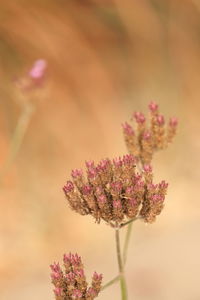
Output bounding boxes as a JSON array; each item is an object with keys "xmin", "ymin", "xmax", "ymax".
[{"xmin": 0, "ymin": 0, "xmax": 200, "ymax": 299}]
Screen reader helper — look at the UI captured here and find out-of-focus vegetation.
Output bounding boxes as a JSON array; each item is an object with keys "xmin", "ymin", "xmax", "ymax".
[{"xmin": 1, "ymin": 1, "xmax": 200, "ymax": 299}]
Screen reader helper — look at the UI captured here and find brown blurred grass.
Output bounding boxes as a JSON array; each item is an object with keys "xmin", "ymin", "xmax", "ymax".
[{"xmin": 0, "ymin": 0, "xmax": 200, "ymax": 299}]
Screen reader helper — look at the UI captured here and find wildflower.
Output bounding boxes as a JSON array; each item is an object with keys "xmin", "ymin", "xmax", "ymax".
[
  {"xmin": 63, "ymin": 155, "xmax": 168, "ymax": 225},
  {"xmin": 50, "ymin": 253, "xmax": 102, "ymax": 300},
  {"xmin": 122, "ymin": 102, "xmax": 178, "ymax": 165}
]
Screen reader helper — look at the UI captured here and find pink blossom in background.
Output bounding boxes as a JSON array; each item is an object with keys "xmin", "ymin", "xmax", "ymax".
[{"xmin": 29, "ymin": 59, "xmax": 47, "ymax": 79}]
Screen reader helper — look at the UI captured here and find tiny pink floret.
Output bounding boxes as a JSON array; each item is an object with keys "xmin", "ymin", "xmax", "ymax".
[
  {"xmin": 82, "ymin": 184, "xmax": 92, "ymax": 195},
  {"xmin": 113, "ymin": 200, "xmax": 122, "ymax": 209},
  {"xmin": 149, "ymin": 101, "xmax": 158, "ymax": 112},
  {"xmin": 72, "ymin": 289, "xmax": 83, "ymax": 298},
  {"xmin": 93, "ymin": 271, "xmax": 103, "ymax": 281},
  {"xmin": 75, "ymin": 269, "xmax": 85, "ymax": 278},
  {"xmin": 50, "ymin": 262, "xmax": 61, "ymax": 272},
  {"xmin": 156, "ymin": 114, "xmax": 165, "ymax": 125},
  {"xmin": 111, "ymin": 181, "xmax": 123, "ymax": 192},
  {"xmin": 97, "ymin": 159, "xmax": 110, "ymax": 171},
  {"xmin": 122, "ymin": 122, "xmax": 134, "ymax": 135},
  {"xmin": 126, "ymin": 186, "xmax": 134, "ymax": 195},
  {"xmin": 169, "ymin": 117, "xmax": 178, "ymax": 127},
  {"xmin": 87, "ymin": 287, "xmax": 97, "ymax": 297},
  {"xmin": 159, "ymin": 180, "xmax": 168, "ymax": 189},
  {"xmin": 151, "ymin": 194, "xmax": 165, "ymax": 203},
  {"xmin": 65, "ymin": 272, "xmax": 75, "ymax": 282},
  {"xmin": 122, "ymin": 154, "xmax": 135, "ymax": 165},
  {"xmin": 97, "ymin": 195, "xmax": 106, "ymax": 204},
  {"xmin": 63, "ymin": 181, "xmax": 74, "ymax": 193},
  {"xmin": 113, "ymin": 157, "xmax": 123, "ymax": 167},
  {"xmin": 71, "ymin": 169, "xmax": 83, "ymax": 178},
  {"xmin": 129, "ymin": 198, "xmax": 137, "ymax": 206},
  {"xmin": 54, "ymin": 287, "xmax": 63, "ymax": 297},
  {"xmin": 134, "ymin": 112, "xmax": 146, "ymax": 124},
  {"xmin": 86, "ymin": 160, "xmax": 95, "ymax": 168},
  {"xmin": 143, "ymin": 130, "xmax": 151, "ymax": 140},
  {"xmin": 143, "ymin": 164, "xmax": 152, "ymax": 173},
  {"xmin": 29, "ymin": 59, "xmax": 47, "ymax": 79}
]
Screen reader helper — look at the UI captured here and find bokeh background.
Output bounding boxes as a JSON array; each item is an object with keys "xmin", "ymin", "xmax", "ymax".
[{"xmin": 0, "ymin": 0, "xmax": 200, "ymax": 299}]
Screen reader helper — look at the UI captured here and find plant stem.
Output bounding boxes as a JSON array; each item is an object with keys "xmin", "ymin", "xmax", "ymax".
[
  {"xmin": 0, "ymin": 102, "xmax": 34, "ymax": 184},
  {"xmin": 120, "ymin": 217, "xmax": 139, "ymax": 228},
  {"xmin": 102, "ymin": 219, "xmax": 138, "ymax": 291},
  {"xmin": 123, "ymin": 223, "xmax": 133, "ymax": 265},
  {"xmin": 101, "ymin": 275, "xmax": 120, "ymax": 291},
  {"xmin": 115, "ymin": 228, "xmax": 128, "ymax": 300}
]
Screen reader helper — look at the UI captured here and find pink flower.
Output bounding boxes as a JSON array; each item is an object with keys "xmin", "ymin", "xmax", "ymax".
[
  {"xmin": 65, "ymin": 272, "xmax": 75, "ymax": 283},
  {"xmin": 50, "ymin": 262, "xmax": 61, "ymax": 273},
  {"xmin": 143, "ymin": 164, "xmax": 152, "ymax": 173},
  {"xmin": 149, "ymin": 101, "xmax": 158, "ymax": 112},
  {"xmin": 87, "ymin": 168, "xmax": 97, "ymax": 179},
  {"xmin": 159, "ymin": 180, "xmax": 168, "ymax": 189},
  {"xmin": 134, "ymin": 112, "xmax": 146, "ymax": 124},
  {"xmin": 143, "ymin": 130, "xmax": 151, "ymax": 140},
  {"xmin": 87, "ymin": 287, "xmax": 97, "ymax": 297},
  {"xmin": 29, "ymin": 59, "xmax": 47, "ymax": 79},
  {"xmin": 97, "ymin": 195, "xmax": 106, "ymax": 204},
  {"xmin": 72, "ymin": 289, "xmax": 82, "ymax": 298},
  {"xmin": 71, "ymin": 169, "xmax": 83, "ymax": 178},
  {"xmin": 97, "ymin": 159, "xmax": 110, "ymax": 171},
  {"xmin": 126, "ymin": 186, "xmax": 134, "ymax": 195},
  {"xmin": 63, "ymin": 253, "xmax": 81, "ymax": 265},
  {"xmin": 151, "ymin": 194, "xmax": 165, "ymax": 203},
  {"xmin": 122, "ymin": 154, "xmax": 135, "ymax": 165},
  {"xmin": 54, "ymin": 287, "xmax": 63, "ymax": 297},
  {"xmin": 122, "ymin": 122, "xmax": 134, "ymax": 135},
  {"xmin": 113, "ymin": 157, "xmax": 123, "ymax": 167},
  {"xmin": 50, "ymin": 262, "xmax": 62, "ymax": 281},
  {"xmin": 63, "ymin": 181, "xmax": 74, "ymax": 193},
  {"xmin": 92, "ymin": 272, "xmax": 103, "ymax": 281},
  {"xmin": 82, "ymin": 184, "xmax": 92, "ymax": 195},
  {"xmin": 169, "ymin": 117, "xmax": 178, "ymax": 127},
  {"xmin": 113, "ymin": 200, "xmax": 122, "ymax": 209},
  {"xmin": 111, "ymin": 181, "xmax": 123, "ymax": 192},
  {"xmin": 95, "ymin": 186, "xmax": 103, "ymax": 195},
  {"xmin": 75, "ymin": 269, "xmax": 85, "ymax": 278},
  {"xmin": 129, "ymin": 198, "xmax": 137, "ymax": 206},
  {"xmin": 85, "ymin": 160, "xmax": 95, "ymax": 168},
  {"xmin": 156, "ymin": 114, "xmax": 165, "ymax": 125}
]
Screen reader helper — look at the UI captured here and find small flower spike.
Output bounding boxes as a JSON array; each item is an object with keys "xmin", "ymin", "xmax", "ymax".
[
  {"xmin": 63, "ymin": 155, "xmax": 168, "ymax": 225},
  {"xmin": 122, "ymin": 102, "xmax": 178, "ymax": 165},
  {"xmin": 50, "ymin": 253, "xmax": 102, "ymax": 300}
]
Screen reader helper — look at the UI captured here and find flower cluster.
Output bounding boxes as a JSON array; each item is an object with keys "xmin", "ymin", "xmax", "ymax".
[
  {"xmin": 122, "ymin": 102, "xmax": 178, "ymax": 165},
  {"xmin": 50, "ymin": 253, "xmax": 102, "ymax": 300},
  {"xmin": 63, "ymin": 154, "xmax": 168, "ymax": 225}
]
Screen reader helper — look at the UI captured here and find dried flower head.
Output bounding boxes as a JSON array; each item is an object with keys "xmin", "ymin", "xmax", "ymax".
[
  {"xmin": 50, "ymin": 253, "xmax": 102, "ymax": 300},
  {"xmin": 122, "ymin": 102, "xmax": 178, "ymax": 165},
  {"xmin": 63, "ymin": 155, "xmax": 168, "ymax": 225}
]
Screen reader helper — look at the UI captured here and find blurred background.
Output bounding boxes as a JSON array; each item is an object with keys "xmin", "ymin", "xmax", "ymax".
[{"xmin": 0, "ymin": 0, "xmax": 200, "ymax": 299}]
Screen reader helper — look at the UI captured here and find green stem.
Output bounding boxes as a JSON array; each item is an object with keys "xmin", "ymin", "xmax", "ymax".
[
  {"xmin": 101, "ymin": 275, "xmax": 120, "ymax": 291},
  {"xmin": 123, "ymin": 223, "xmax": 133, "ymax": 265},
  {"xmin": 120, "ymin": 217, "xmax": 139, "ymax": 228},
  {"xmin": 0, "ymin": 102, "xmax": 34, "ymax": 184},
  {"xmin": 102, "ymin": 219, "xmax": 137, "ymax": 291},
  {"xmin": 115, "ymin": 228, "xmax": 128, "ymax": 300}
]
